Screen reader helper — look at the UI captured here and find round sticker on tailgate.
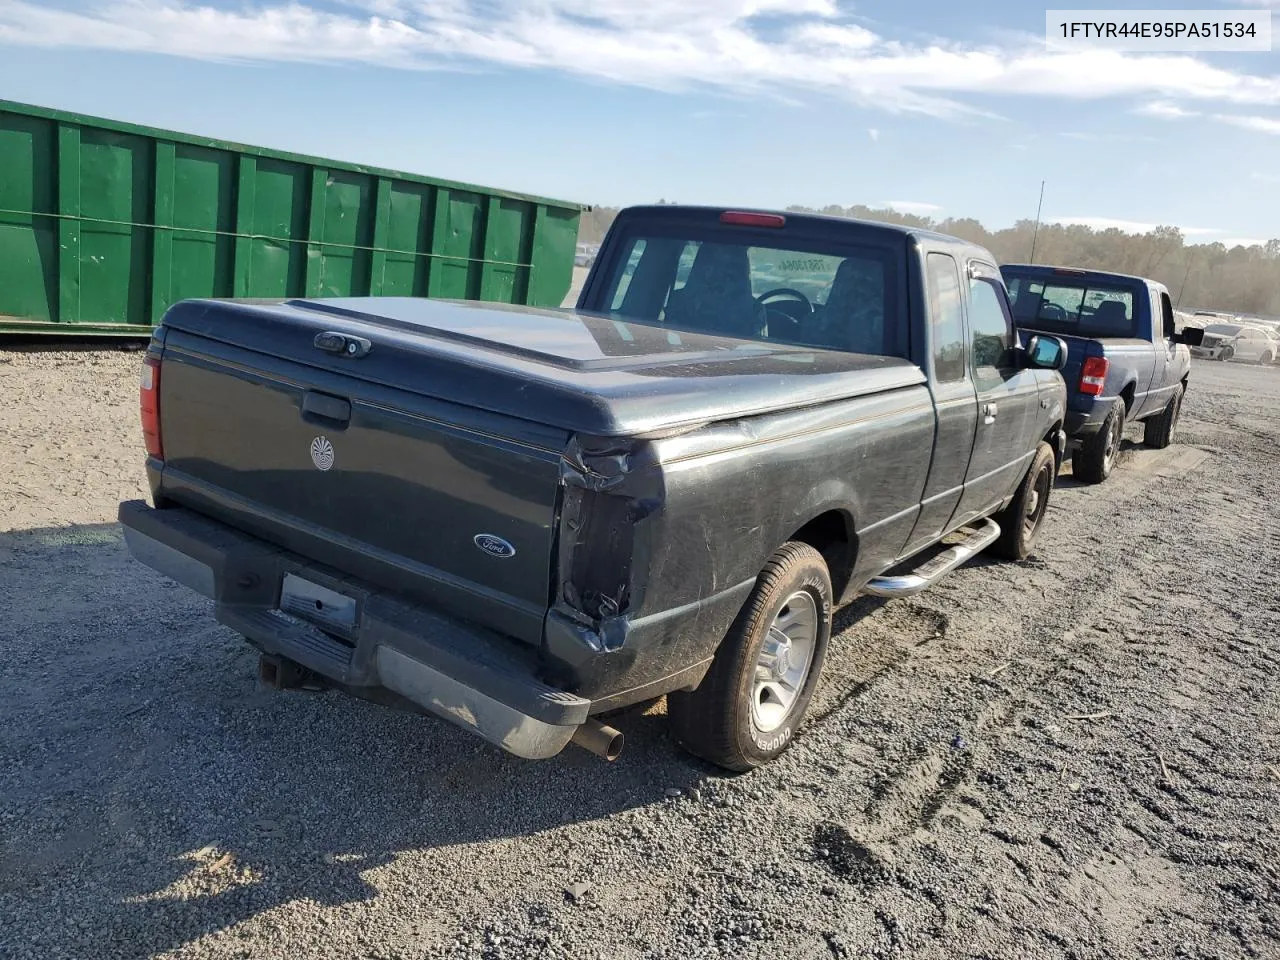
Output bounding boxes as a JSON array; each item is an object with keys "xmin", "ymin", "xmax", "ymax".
[{"xmin": 310, "ymin": 436, "xmax": 335, "ymax": 471}]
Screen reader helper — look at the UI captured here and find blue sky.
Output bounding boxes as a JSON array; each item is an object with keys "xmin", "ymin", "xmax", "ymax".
[{"xmin": 1, "ymin": 0, "xmax": 1277, "ymax": 246}]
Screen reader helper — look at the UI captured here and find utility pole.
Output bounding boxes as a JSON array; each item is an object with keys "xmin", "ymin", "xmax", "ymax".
[{"xmin": 1028, "ymin": 180, "xmax": 1046, "ymax": 264}]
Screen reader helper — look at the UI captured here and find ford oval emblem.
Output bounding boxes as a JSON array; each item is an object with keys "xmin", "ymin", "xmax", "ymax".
[{"xmin": 473, "ymin": 534, "xmax": 516, "ymax": 559}]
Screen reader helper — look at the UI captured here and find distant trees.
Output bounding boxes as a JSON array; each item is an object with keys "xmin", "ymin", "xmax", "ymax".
[{"xmin": 574, "ymin": 203, "xmax": 1280, "ymax": 317}]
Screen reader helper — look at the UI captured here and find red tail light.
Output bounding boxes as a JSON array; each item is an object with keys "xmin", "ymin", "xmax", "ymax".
[
  {"xmin": 719, "ymin": 210, "xmax": 786, "ymax": 228},
  {"xmin": 140, "ymin": 356, "xmax": 163, "ymax": 459},
  {"xmin": 1079, "ymin": 356, "xmax": 1109, "ymax": 397}
]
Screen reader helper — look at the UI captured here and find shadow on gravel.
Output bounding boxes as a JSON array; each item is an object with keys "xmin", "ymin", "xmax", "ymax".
[{"xmin": 0, "ymin": 523, "xmax": 730, "ymax": 959}]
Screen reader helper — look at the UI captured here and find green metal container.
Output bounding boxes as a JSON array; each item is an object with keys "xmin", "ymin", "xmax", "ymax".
[{"xmin": 0, "ymin": 99, "xmax": 582, "ymax": 336}]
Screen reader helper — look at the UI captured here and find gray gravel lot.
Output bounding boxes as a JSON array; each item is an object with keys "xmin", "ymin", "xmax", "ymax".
[{"xmin": 1, "ymin": 348, "xmax": 1277, "ymax": 960}]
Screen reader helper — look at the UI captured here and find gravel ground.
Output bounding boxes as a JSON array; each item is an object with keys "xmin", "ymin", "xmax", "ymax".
[{"xmin": 1, "ymin": 348, "xmax": 1277, "ymax": 960}]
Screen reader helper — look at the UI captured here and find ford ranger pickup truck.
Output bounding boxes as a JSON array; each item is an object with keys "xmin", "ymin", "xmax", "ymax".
[
  {"xmin": 119, "ymin": 206, "xmax": 1068, "ymax": 772},
  {"xmin": 1001, "ymin": 264, "xmax": 1204, "ymax": 484}
]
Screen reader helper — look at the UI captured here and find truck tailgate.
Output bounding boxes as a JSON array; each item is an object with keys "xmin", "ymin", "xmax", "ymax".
[{"xmin": 155, "ymin": 328, "xmax": 570, "ymax": 645}]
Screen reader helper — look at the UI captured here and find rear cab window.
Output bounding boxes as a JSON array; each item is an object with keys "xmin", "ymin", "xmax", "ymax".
[
  {"xmin": 594, "ymin": 219, "xmax": 908, "ymax": 359},
  {"xmin": 1004, "ymin": 272, "xmax": 1139, "ymax": 338}
]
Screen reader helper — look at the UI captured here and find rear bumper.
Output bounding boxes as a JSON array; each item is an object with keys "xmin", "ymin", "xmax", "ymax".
[
  {"xmin": 119, "ymin": 500, "xmax": 591, "ymax": 760},
  {"xmin": 1064, "ymin": 406, "xmax": 1111, "ymax": 440}
]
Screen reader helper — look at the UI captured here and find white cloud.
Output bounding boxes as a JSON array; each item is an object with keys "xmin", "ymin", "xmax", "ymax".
[
  {"xmin": 1051, "ymin": 217, "xmax": 1222, "ymax": 236},
  {"xmin": 2, "ymin": 1, "xmax": 1280, "ymax": 118},
  {"xmin": 867, "ymin": 127, "xmax": 880, "ymax": 142},
  {"xmin": 1139, "ymin": 100, "xmax": 1280, "ymax": 135},
  {"xmin": 789, "ymin": 22, "xmax": 878, "ymax": 52},
  {"xmin": 1215, "ymin": 113, "xmax": 1280, "ymax": 135},
  {"xmin": 1136, "ymin": 101, "xmax": 1200, "ymax": 119},
  {"xmin": 882, "ymin": 200, "xmax": 942, "ymax": 215},
  {"xmin": 1135, "ymin": 101, "xmax": 1280, "ymax": 136}
]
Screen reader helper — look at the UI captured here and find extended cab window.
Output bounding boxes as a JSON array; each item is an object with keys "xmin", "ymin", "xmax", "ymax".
[
  {"xmin": 925, "ymin": 253, "xmax": 965, "ymax": 382},
  {"xmin": 599, "ymin": 231, "xmax": 905, "ymax": 358},
  {"xmin": 968, "ymin": 276, "xmax": 1016, "ymax": 388}
]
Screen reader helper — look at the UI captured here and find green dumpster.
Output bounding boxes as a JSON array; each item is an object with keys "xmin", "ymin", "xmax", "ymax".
[{"xmin": 0, "ymin": 99, "xmax": 582, "ymax": 336}]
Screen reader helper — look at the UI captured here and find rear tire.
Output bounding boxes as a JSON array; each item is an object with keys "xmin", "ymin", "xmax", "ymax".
[
  {"xmin": 667, "ymin": 542, "xmax": 832, "ymax": 772},
  {"xmin": 990, "ymin": 441, "xmax": 1056, "ymax": 561},
  {"xmin": 1072, "ymin": 402, "xmax": 1123, "ymax": 484},
  {"xmin": 1143, "ymin": 385, "xmax": 1184, "ymax": 449}
]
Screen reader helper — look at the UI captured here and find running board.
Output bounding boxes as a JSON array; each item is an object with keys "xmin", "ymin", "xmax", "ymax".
[{"xmin": 863, "ymin": 519, "xmax": 1001, "ymax": 598}]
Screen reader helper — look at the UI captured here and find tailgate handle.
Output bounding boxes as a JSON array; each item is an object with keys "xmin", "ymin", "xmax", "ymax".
[
  {"xmin": 314, "ymin": 331, "xmax": 372, "ymax": 358},
  {"xmin": 302, "ymin": 391, "xmax": 351, "ymax": 426}
]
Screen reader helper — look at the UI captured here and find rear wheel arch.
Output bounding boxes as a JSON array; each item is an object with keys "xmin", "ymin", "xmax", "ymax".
[
  {"xmin": 1119, "ymin": 381, "xmax": 1136, "ymax": 416},
  {"xmin": 789, "ymin": 509, "xmax": 858, "ymax": 602}
]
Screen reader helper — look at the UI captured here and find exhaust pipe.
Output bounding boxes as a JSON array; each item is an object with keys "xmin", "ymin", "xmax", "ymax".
[{"xmin": 571, "ymin": 718, "xmax": 625, "ymax": 761}]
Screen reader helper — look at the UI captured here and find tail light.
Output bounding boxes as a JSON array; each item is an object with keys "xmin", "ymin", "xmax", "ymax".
[
  {"xmin": 719, "ymin": 211, "xmax": 786, "ymax": 228},
  {"xmin": 140, "ymin": 355, "xmax": 163, "ymax": 459},
  {"xmin": 1079, "ymin": 356, "xmax": 1109, "ymax": 396}
]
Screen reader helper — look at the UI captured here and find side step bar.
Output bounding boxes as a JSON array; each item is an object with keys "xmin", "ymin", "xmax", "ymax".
[{"xmin": 863, "ymin": 519, "xmax": 1001, "ymax": 598}]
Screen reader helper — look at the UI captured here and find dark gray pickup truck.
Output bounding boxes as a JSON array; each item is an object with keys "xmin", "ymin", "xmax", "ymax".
[{"xmin": 120, "ymin": 206, "xmax": 1068, "ymax": 771}]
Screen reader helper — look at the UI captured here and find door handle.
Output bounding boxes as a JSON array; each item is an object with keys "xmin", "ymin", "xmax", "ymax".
[
  {"xmin": 982, "ymin": 402, "xmax": 998, "ymax": 423},
  {"xmin": 301, "ymin": 390, "xmax": 352, "ymax": 427}
]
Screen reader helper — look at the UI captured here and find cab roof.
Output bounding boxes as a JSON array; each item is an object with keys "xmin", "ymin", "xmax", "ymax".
[{"xmin": 614, "ymin": 204, "xmax": 998, "ymax": 264}]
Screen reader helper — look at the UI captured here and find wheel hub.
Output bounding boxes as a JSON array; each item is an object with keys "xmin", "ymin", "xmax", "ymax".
[
  {"xmin": 750, "ymin": 592, "xmax": 819, "ymax": 734},
  {"xmin": 759, "ymin": 629, "xmax": 793, "ymax": 680}
]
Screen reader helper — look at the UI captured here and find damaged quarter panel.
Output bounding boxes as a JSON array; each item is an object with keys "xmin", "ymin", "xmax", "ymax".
[{"xmin": 544, "ymin": 373, "xmax": 935, "ymax": 705}]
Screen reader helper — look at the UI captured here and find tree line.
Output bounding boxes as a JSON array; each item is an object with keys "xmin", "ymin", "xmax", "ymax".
[{"xmin": 575, "ymin": 204, "xmax": 1280, "ymax": 318}]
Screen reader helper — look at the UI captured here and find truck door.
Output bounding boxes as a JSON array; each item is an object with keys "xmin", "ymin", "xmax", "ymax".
[
  {"xmin": 952, "ymin": 263, "xmax": 1041, "ymax": 526},
  {"xmin": 1128, "ymin": 286, "xmax": 1163, "ymax": 418},
  {"xmin": 902, "ymin": 252, "xmax": 978, "ymax": 556},
  {"xmin": 1152, "ymin": 288, "xmax": 1187, "ymax": 404},
  {"xmin": 1144, "ymin": 288, "xmax": 1179, "ymax": 414}
]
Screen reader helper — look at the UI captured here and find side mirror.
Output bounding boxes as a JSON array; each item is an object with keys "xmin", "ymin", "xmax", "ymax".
[
  {"xmin": 1024, "ymin": 334, "xmax": 1068, "ymax": 371},
  {"xmin": 1173, "ymin": 326, "xmax": 1205, "ymax": 347}
]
